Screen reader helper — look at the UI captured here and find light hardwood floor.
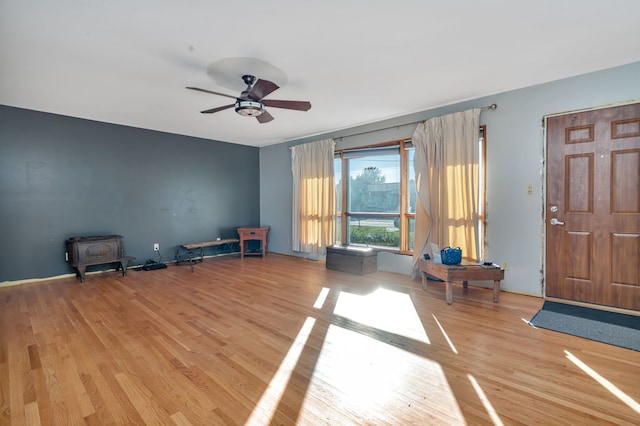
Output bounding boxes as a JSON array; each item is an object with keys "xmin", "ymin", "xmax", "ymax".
[{"xmin": 1, "ymin": 254, "xmax": 639, "ymax": 425}]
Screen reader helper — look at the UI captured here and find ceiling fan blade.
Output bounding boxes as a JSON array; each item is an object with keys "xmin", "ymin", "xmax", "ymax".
[
  {"xmin": 186, "ymin": 87, "xmax": 237, "ymax": 100},
  {"xmin": 256, "ymin": 110, "xmax": 274, "ymax": 123},
  {"xmin": 201, "ymin": 104, "xmax": 235, "ymax": 114},
  {"xmin": 262, "ymin": 99, "xmax": 312, "ymax": 111},
  {"xmin": 249, "ymin": 79, "xmax": 279, "ymax": 100}
]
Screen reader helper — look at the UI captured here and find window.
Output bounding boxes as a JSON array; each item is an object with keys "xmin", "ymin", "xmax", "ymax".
[
  {"xmin": 477, "ymin": 126, "xmax": 486, "ymax": 260},
  {"xmin": 335, "ymin": 140, "xmax": 410, "ymax": 252},
  {"xmin": 335, "ymin": 127, "xmax": 486, "ymax": 257}
]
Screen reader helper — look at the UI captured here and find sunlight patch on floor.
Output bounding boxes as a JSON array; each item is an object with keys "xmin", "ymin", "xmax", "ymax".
[
  {"xmin": 333, "ymin": 287, "xmax": 430, "ymax": 343},
  {"xmin": 245, "ymin": 317, "xmax": 316, "ymax": 426},
  {"xmin": 565, "ymin": 350, "xmax": 640, "ymax": 414},
  {"xmin": 432, "ymin": 313, "xmax": 458, "ymax": 354},
  {"xmin": 468, "ymin": 374, "xmax": 504, "ymax": 426},
  {"xmin": 313, "ymin": 287, "xmax": 330, "ymax": 309},
  {"xmin": 300, "ymin": 324, "xmax": 464, "ymax": 423}
]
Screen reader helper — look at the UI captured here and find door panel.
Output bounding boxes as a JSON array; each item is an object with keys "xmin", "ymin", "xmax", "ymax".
[{"xmin": 546, "ymin": 103, "xmax": 640, "ymax": 310}]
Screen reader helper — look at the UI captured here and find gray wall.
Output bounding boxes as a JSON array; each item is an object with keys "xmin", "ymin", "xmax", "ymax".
[
  {"xmin": 260, "ymin": 61, "xmax": 640, "ymax": 297},
  {"xmin": 0, "ymin": 106, "xmax": 260, "ymax": 282}
]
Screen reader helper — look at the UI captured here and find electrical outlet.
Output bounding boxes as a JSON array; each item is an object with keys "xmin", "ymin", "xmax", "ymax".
[
  {"xmin": 153, "ymin": 243, "xmax": 159, "ymax": 251},
  {"xmin": 502, "ymin": 261, "xmax": 509, "ymax": 271}
]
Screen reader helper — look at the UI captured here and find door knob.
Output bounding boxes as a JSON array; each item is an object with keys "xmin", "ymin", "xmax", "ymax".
[{"xmin": 550, "ymin": 218, "xmax": 565, "ymax": 226}]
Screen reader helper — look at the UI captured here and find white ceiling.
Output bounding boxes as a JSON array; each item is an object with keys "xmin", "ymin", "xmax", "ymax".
[{"xmin": 1, "ymin": 1, "xmax": 639, "ymax": 147}]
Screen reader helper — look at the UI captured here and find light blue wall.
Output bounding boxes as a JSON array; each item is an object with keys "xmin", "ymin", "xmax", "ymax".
[{"xmin": 260, "ymin": 62, "xmax": 640, "ymax": 297}]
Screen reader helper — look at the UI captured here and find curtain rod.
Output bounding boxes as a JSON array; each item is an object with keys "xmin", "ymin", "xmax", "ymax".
[
  {"xmin": 289, "ymin": 104, "xmax": 497, "ymax": 147},
  {"xmin": 333, "ymin": 103, "xmax": 497, "ymax": 141}
]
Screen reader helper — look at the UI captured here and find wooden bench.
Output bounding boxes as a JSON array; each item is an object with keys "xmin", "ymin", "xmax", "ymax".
[
  {"xmin": 175, "ymin": 239, "xmax": 239, "ymax": 272},
  {"xmin": 419, "ymin": 259, "xmax": 505, "ymax": 304}
]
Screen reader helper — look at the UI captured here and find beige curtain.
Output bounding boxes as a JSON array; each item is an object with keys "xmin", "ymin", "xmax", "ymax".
[
  {"xmin": 411, "ymin": 109, "xmax": 481, "ymax": 274},
  {"xmin": 291, "ymin": 139, "xmax": 336, "ymax": 254}
]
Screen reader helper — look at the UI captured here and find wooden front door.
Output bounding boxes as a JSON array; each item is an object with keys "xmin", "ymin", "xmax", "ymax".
[{"xmin": 546, "ymin": 103, "xmax": 640, "ymax": 310}]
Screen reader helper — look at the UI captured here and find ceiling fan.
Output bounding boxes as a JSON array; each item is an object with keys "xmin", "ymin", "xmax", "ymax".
[{"xmin": 187, "ymin": 75, "xmax": 311, "ymax": 123}]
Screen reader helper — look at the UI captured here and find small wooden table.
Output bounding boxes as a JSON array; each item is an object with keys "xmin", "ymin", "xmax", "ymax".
[
  {"xmin": 419, "ymin": 259, "xmax": 505, "ymax": 305},
  {"xmin": 237, "ymin": 227, "xmax": 270, "ymax": 258}
]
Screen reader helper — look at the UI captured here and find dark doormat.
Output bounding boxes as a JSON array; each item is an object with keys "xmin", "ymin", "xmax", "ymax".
[{"xmin": 529, "ymin": 301, "xmax": 640, "ymax": 352}]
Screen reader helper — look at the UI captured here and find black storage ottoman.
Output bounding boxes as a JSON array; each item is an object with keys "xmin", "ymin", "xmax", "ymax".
[{"xmin": 326, "ymin": 245, "xmax": 377, "ymax": 275}]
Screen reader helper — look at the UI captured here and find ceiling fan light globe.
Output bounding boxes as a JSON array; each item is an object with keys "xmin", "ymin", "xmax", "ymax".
[{"xmin": 235, "ymin": 100, "xmax": 264, "ymax": 117}]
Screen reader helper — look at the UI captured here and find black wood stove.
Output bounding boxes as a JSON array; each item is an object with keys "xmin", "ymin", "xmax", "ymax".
[{"xmin": 66, "ymin": 235, "xmax": 131, "ymax": 282}]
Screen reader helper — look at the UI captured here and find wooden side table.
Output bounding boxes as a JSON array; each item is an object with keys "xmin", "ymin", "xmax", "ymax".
[
  {"xmin": 419, "ymin": 259, "xmax": 505, "ymax": 304},
  {"xmin": 237, "ymin": 227, "xmax": 270, "ymax": 258}
]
